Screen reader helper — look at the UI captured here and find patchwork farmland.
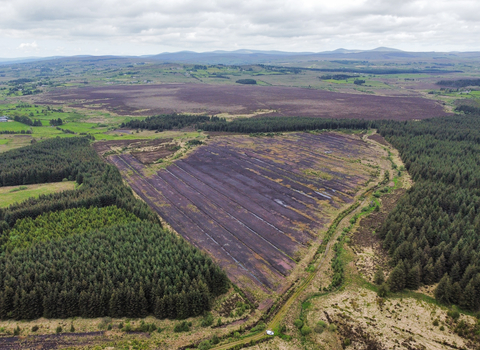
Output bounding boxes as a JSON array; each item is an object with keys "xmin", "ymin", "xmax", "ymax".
[{"xmin": 109, "ymin": 132, "xmax": 382, "ymax": 299}]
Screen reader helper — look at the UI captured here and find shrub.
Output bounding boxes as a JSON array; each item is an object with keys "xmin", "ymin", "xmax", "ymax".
[
  {"xmin": 301, "ymin": 325, "xmax": 312, "ymax": 335},
  {"xmin": 294, "ymin": 319, "xmax": 303, "ymax": 329},
  {"xmin": 98, "ymin": 317, "xmax": 111, "ymax": 330},
  {"xmin": 211, "ymin": 334, "xmax": 220, "ymax": 344},
  {"xmin": 13, "ymin": 326, "xmax": 20, "ymax": 336},
  {"xmin": 70, "ymin": 324, "xmax": 75, "ymax": 332},
  {"xmin": 56, "ymin": 326, "xmax": 62, "ymax": 334},
  {"xmin": 433, "ymin": 319, "xmax": 439, "ymax": 326},
  {"xmin": 377, "ymin": 283, "xmax": 389, "ymax": 297},
  {"xmin": 440, "ymin": 325, "xmax": 445, "ymax": 331},
  {"xmin": 136, "ymin": 321, "xmax": 157, "ymax": 333},
  {"xmin": 344, "ymin": 338, "xmax": 351, "ymax": 346},
  {"xmin": 198, "ymin": 340, "xmax": 212, "ymax": 350},
  {"xmin": 252, "ymin": 321, "xmax": 266, "ymax": 332},
  {"xmin": 328, "ymin": 324, "xmax": 337, "ymax": 332},
  {"xmin": 315, "ymin": 320, "xmax": 327, "ymax": 333},
  {"xmin": 174, "ymin": 321, "xmax": 191, "ymax": 333},
  {"xmin": 201, "ymin": 312, "xmax": 214, "ymax": 327},
  {"xmin": 447, "ymin": 309, "xmax": 460, "ymax": 320},
  {"xmin": 31, "ymin": 325, "xmax": 39, "ymax": 332}
]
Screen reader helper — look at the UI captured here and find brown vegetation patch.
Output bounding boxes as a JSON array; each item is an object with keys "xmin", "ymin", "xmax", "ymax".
[
  {"xmin": 92, "ymin": 138, "xmax": 173, "ymax": 156},
  {"xmin": 131, "ymin": 148, "xmax": 175, "ymax": 164},
  {"xmin": 367, "ymin": 133, "xmax": 389, "ymax": 146},
  {"xmin": 217, "ymin": 294, "xmax": 245, "ymax": 317},
  {"xmin": 0, "ymin": 331, "xmax": 106, "ymax": 350},
  {"xmin": 38, "ymin": 84, "xmax": 448, "ymax": 120},
  {"xmin": 352, "ymin": 189, "xmax": 405, "ymax": 282},
  {"xmin": 307, "ymin": 288, "xmax": 475, "ymax": 350}
]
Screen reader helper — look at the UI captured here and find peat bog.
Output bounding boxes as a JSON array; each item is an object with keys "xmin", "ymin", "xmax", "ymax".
[
  {"xmin": 109, "ymin": 132, "xmax": 382, "ymax": 301},
  {"xmin": 39, "ymin": 84, "xmax": 448, "ymax": 119}
]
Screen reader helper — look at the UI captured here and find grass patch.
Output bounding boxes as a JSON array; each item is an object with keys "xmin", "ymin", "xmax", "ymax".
[{"xmin": 0, "ymin": 182, "xmax": 76, "ymax": 208}]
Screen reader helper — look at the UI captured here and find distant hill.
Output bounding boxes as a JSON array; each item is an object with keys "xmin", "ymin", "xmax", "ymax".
[{"xmin": 1, "ymin": 48, "xmax": 480, "ymax": 66}]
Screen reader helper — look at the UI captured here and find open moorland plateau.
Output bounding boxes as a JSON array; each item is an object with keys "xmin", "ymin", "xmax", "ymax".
[
  {"xmin": 1, "ymin": 49, "xmax": 480, "ymax": 350},
  {"xmin": 39, "ymin": 84, "xmax": 446, "ymax": 120}
]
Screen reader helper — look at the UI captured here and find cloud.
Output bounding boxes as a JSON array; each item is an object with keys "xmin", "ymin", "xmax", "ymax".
[
  {"xmin": 0, "ymin": 0, "xmax": 479, "ymax": 56},
  {"xmin": 17, "ymin": 41, "xmax": 38, "ymax": 49}
]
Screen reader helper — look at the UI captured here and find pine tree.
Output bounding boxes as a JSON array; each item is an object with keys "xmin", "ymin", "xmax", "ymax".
[
  {"xmin": 405, "ymin": 265, "xmax": 421, "ymax": 290},
  {"xmin": 374, "ymin": 268, "xmax": 385, "ymax": 285},
  {"xmin": 388, "ymin": 261, "xmax": 406, "ymax": 292},
  {"xmin": 435, "ymin": 274, "xmax": 452, "ymax": 305},
  {"xmin": 460, "ymin": 281, "xmax": 477, "ymax": 311}
]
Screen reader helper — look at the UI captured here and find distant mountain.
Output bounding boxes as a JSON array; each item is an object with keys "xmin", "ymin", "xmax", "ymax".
[
  {"xmin": 1, "ymin": 48, "xmax": 480, "ymax": 66},
  {"xmin": 0, "ymin": 56, "xmax": 63, "ymax": 65},
  {"xmin": 369, "ymin": 47, "xmax": 404, "ymax": 52}
]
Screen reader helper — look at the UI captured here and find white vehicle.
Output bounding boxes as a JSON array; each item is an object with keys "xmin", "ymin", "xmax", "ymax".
[{"xmin": 266, "ymin": 330, "xmax": 274, "ymax": 336}]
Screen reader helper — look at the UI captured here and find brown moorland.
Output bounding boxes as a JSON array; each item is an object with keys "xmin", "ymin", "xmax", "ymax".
[
  {"xmin": 38, "ymin": 84, "xmax": 448, "ymax": 119},
  {"xmin": 108, "ymin": 132, "xmax": 383, "ymax": 302}
]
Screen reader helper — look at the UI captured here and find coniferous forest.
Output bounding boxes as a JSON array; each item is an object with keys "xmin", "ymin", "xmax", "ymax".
[
  {"xmin": 377, "ymin": 115, "xmax": 480, "ymax": 310},
  {"xmin": 0, "ymin": 137, "xmax": 230, "ymax": 320}
]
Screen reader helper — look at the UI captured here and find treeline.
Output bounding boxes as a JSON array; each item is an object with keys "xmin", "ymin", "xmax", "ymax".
[
  {"xmin": 0, "ymin": 130, "xmax": 32, "ymax": 135},
  {"xmin": 197, "ymin": 116, "xmax": 375, "ymax": 133},
  {"xmin": 0, "ymin": 137, "xmax": 158, "ymax": 230},
  {"xmin": 120, "ymin": 114, "xmax": 217, "ymax": 131},
  {"xmin": 0, "ymin": 222, "xmax": 229, "ymax": 320},
  {"xmin": 49, "ymin": 118, "xmax": 63, "ymax": 126},
  {"xmin": 436, "ymin": 79, "xmax": 480, "ymax": 88},
  {"xmin": 319, "ymin": 74, "xmax": 356, "ymax": 80},
  {"xmin": 456, "ymin": 105, "xmax": 480, "ymax": 115},
  {"xmin": 13, "ymin": 115, "xmax": 42, "ymax": 126},
  {"xmin": 377, "ymin": 114, "xmax": 480, "ymax": 310},
  {"xmin": 236, "ymin": 79, "xmax": 257, "ymax": 84}
]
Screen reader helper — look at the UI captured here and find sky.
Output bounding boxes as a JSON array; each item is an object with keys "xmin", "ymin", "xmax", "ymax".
[{"xmin": 0, "ymin": 0, "xmax": 479, "ymax": 58}]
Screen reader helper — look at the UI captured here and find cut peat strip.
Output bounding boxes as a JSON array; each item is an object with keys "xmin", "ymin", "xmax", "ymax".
[
  {"xmin": 168, "ymin": 164, "xmax": 302, "ymax": 255},
  {"xmin": 173, "ymin": 160, "xmax": 311, "ymax": 246}
]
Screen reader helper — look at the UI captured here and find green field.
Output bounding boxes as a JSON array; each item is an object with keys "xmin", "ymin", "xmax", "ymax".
[{"xmin": 0, "ymin": 181, "xmax": 76, "ymax": 208}]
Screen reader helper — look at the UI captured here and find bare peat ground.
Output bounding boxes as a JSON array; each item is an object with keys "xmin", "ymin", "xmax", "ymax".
[
  {"xmin": 38, "ymin": 84, "xmax": 448, "ymax": 119},
  {"xmin": 109, "ymin": 132, "xmax": 381, "ymax": 302},
  {"xmin": 0, "ymin": 331, "xmax": 107, "ymax": 350}
]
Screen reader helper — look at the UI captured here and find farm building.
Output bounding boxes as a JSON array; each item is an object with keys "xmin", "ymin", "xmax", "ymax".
[{"xmin": 0, "ymin": 116, "xmax": 9, "ymax": 122}]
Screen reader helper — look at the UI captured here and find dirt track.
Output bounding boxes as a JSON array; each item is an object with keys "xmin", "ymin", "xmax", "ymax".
[{"xmin": 39, "ymin": 84, "xmax": 448, "ymax": 120}]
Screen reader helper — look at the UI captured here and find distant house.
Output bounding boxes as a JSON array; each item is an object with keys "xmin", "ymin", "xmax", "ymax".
[{"xmin": 0, "ymin": 116, "xmax": 8, "ymax": 122}]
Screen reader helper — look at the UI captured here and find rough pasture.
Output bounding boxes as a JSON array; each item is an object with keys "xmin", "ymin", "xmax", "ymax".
[
  {"xmin": 109, "ymin": 133, "xmax": 380, "ymax": 299},
  {"xmin": 39, "ymin": 84, "xmax": 447, "ymax": 120}
]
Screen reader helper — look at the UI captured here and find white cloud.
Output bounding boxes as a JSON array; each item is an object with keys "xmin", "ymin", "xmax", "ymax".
[
  {"xmin": 0, "ymin": 0, "xmax": 478, "ymax": 57},
  {"xmin": 17, "ymin": 41, "xmax": 38, "ymax": 49}
]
